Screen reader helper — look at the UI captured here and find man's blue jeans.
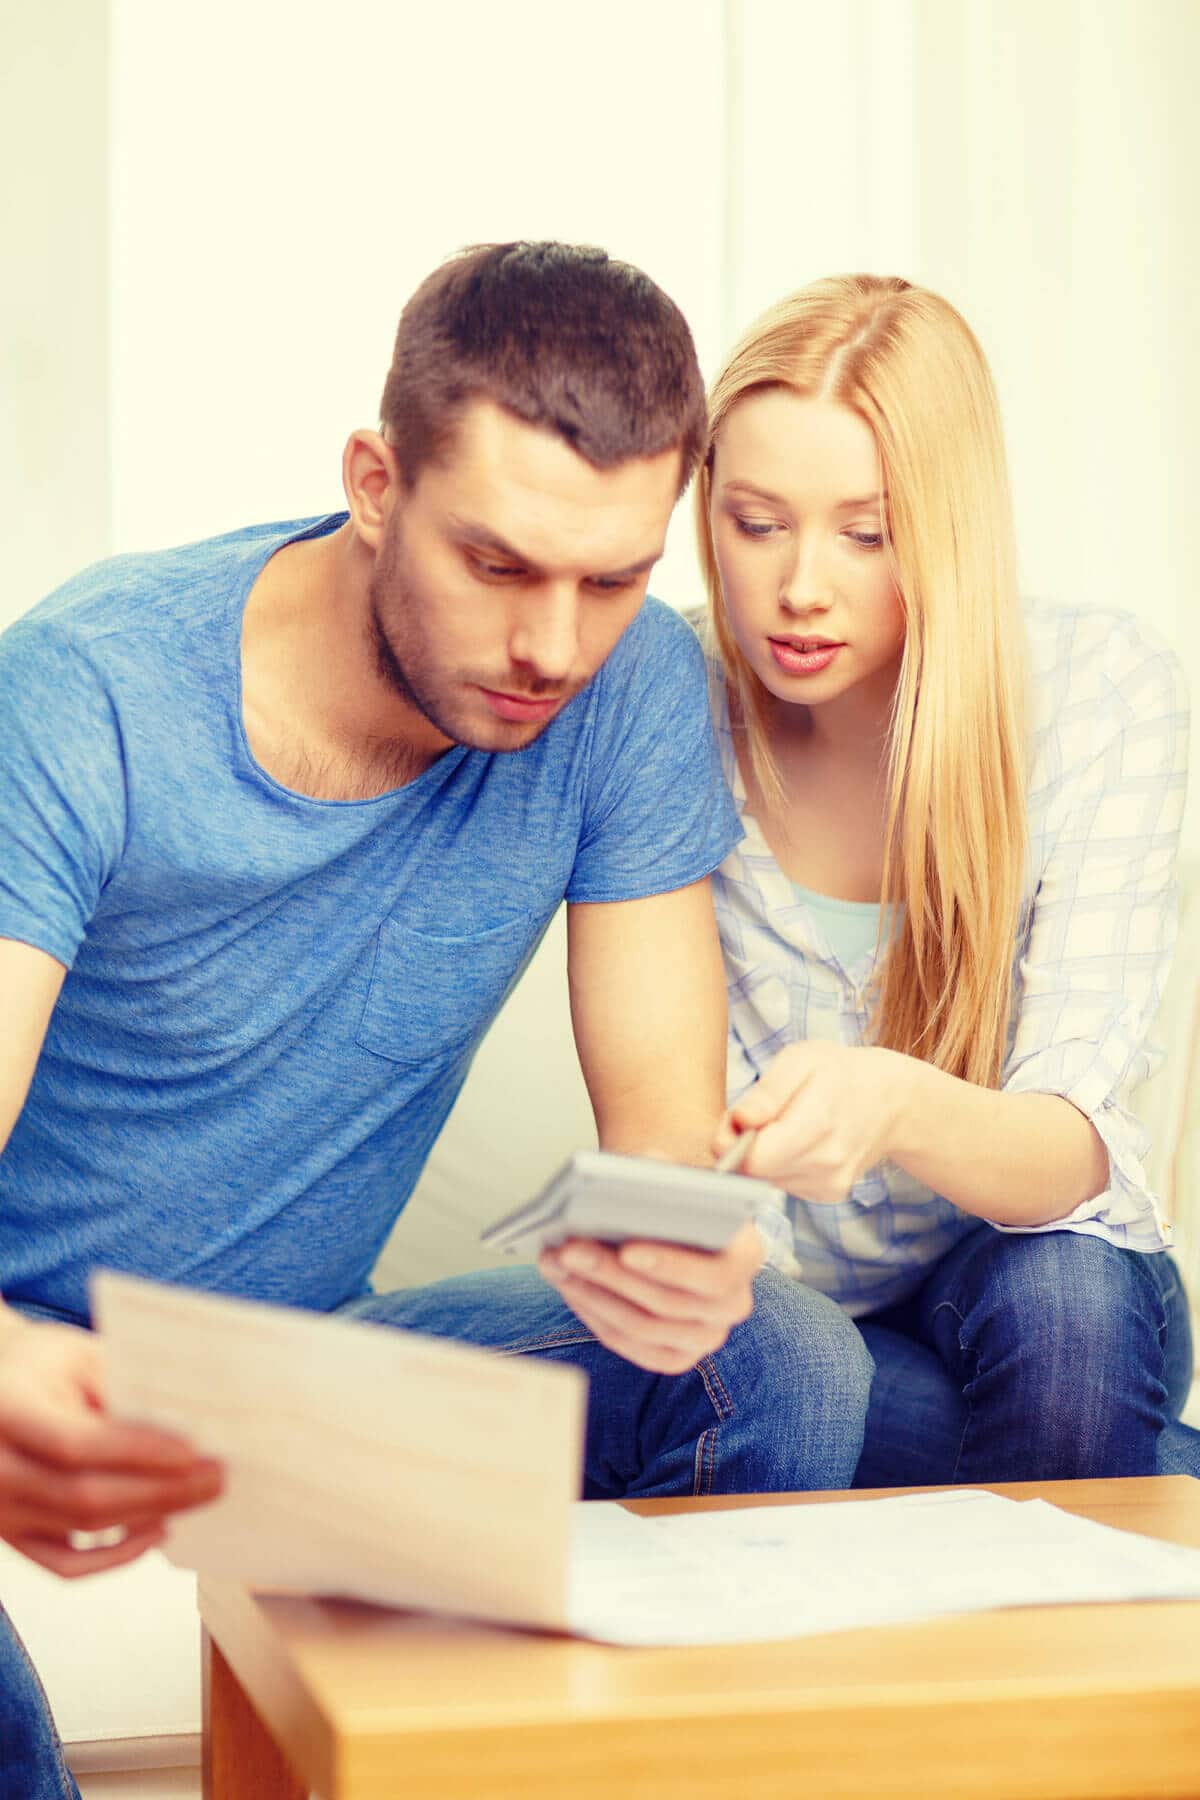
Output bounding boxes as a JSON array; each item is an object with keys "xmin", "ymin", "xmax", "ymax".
[
  {"xmin": 0, "ymin": 1264, "xmax": 871, "ymax": 1798},
  {"xmin": 853, "ymin": 1225, "xmax": 1199, "ymax": 1486},
  {"xmin": 343, "ymin": 1263, "xmax": 871, "ymax": 1496}
]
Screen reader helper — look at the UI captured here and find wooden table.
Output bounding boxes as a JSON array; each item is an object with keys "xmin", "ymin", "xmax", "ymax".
[{"xmin": 200, "ymin": 1476, "xmax": 1200, "ymax": 1799}]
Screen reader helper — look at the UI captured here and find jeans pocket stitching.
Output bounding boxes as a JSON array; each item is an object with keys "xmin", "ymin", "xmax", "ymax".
[
  {"xmin": 693, "ymin": 1424, "xmax": 717, "ymax": 1496},
  {"xmin": 695, "ymin": 1355, "xmax": 733, "ymax": 1422}
]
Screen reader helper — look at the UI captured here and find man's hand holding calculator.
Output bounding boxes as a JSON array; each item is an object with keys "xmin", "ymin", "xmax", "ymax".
[
  {"xmin": 537, "ymin": 1220, "xmax": 766, "ymax": 1376},
  {"xmin": 484, "ymin": 1135, "xmax": 778, "ymax": 1376}
]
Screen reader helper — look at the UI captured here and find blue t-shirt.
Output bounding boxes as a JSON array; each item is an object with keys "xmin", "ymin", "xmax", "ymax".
[{"xmin": 0, "ymin": 514, "xmax": 740, "ymax": 1322}]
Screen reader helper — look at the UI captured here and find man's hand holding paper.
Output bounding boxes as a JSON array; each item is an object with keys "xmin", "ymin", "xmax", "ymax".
[{"xmin": 0, "ymin": 1310, "xmax": 222, "ymax": 1578}]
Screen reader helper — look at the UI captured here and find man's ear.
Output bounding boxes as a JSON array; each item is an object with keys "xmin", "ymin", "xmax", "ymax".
[{"xmin": 342, "ymin": 429, "xmax": 404, "ymax": 551}]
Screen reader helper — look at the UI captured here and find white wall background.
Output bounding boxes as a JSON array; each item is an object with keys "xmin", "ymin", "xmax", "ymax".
[
  {"xmin": 106, "ymin": 0, "xmax": 728, "ymax": 614},
  {"xmin": 5, "ymin": 0, "xmax": 1199, "ymax": 849},
  {"xmin": 3, "ymin": 0, "xmax": 109, "ymax": 608}
]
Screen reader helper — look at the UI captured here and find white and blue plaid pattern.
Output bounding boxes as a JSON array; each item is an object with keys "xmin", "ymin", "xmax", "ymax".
[{"xmin": 712, "ymin": 605, "xmax": 1190, "ymax": 1318}]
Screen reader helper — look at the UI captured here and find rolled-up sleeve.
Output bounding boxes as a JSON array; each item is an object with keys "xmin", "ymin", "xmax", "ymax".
[{"xmin": 998, "ymin": 617, "xmax": 1190, "ymax": 1249}]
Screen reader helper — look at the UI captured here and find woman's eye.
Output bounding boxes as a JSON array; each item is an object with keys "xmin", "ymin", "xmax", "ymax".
[
  {"xmin": 846, "ymin": 530, "xmax": 884, "ymax": 550},
  {"xmin": 733, "ymin": 517, "xmax": 779, "ymax": 540}
]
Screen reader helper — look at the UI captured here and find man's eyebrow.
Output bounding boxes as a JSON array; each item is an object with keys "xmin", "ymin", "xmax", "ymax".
[
  {"xmin": 449, "ymin": 515, "xmax": 662, "ymax": 581},
  {"xmin": 603, "ymin": 549, "xmax": 664, "ymax": 579},
  {"xmin": 449, "ymin": 516, "xmax": 541, "ymax": 570}
]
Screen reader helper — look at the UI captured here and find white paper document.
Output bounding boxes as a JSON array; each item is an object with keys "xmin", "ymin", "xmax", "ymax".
[
  {"xmin": 96, "ymin": 1273, "xmax": 1200, "ymax": 1647},
  {"xmin": 568, "ymin": 1489, "xmax": 1200, "ymax": 1644}
]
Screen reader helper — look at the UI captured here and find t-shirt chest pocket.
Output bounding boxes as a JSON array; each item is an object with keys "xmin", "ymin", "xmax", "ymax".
[{"xmin": 356, "ymin": 912, "xmax": 537, "ymax": 1069}]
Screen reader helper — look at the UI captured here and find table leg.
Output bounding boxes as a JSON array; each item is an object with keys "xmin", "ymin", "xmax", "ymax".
[{"xmin": 202, "ymin": 1627, "xmax": 307, "ymax": 1799}]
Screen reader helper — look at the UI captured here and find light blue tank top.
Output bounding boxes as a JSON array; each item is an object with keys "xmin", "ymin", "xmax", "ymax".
[{"xmin": 792, "ymin": 884, "xmax": 886, "ymax": 971}]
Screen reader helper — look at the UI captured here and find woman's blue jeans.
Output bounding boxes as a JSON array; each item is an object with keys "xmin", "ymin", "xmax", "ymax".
[
  {"xmin": 854, "ymin": 1224, "xmax": 1199, "ymax": 1486},
  {"xmin": 0, "ymin": 1264, "xmax": 871, "ymax": 1798}
]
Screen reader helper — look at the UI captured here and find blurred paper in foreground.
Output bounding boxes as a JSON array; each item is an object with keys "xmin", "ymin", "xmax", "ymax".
[{"xmin": 93, "ymin": 1270, "xmax": 585, "ymax": 1630}]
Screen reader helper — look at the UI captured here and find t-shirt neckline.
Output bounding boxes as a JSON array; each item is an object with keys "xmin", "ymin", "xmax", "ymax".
[{"xmin": 228, "ymin": 512, "xmax": 470, "ymax": 811}]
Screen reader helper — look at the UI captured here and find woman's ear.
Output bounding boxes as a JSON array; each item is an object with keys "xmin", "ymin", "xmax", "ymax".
[{"xmin": 341, "ymin": 429, "xmax": 403, "ymax": 550}]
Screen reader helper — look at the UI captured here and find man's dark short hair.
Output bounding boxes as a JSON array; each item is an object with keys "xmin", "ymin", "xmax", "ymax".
[{"xmin": 380, "ymin": 242, "xmax": 706, "ymax": 494}]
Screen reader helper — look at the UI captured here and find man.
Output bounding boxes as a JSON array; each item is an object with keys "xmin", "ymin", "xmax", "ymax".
[{"xmin": 0, "ymin": 242, "xmax": 870, "ymax": 1791}]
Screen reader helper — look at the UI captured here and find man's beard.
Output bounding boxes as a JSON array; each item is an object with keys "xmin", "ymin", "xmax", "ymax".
[
  {"xmin": 366, "ymin": 525, "xmax": 465, "ymax": 742},
  {"xmin": 368, "ymin": 590, "xmax": 428, "ymax": 717},
  {"xmin": 366, "ymin": 525, "xmax": 572, "ymax": 753}
]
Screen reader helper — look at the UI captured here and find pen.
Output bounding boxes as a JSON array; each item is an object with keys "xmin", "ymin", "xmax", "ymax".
[{"xmin": 714, "ymin": 1128, "xmax": 757, "ymax": 1175}]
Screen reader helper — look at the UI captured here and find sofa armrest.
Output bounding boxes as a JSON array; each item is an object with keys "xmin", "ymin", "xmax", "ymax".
[{"xmin": 0, "ymin": 1538, "xmax": 201, "ymax": 1770}]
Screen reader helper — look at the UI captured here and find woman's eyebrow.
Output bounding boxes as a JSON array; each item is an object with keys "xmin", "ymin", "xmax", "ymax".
[
  {"xmin": 720, "ymin": 481, "xmax": 887, "ymax": 510},
  {"xmin": 721, "ymin": 480, "xmax": 787, "ymax": 504}
]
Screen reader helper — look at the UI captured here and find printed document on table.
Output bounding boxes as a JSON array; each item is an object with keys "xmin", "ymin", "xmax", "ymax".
[
  {"xmin": 567, "ymin": 1489, "xmax": 1200, "ymax": 1644},
  {"xmin": 93, "ymin": 1271, "xmax": 586, "ymax": 1630}
]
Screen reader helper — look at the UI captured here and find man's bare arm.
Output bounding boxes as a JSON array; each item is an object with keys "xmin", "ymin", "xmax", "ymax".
[
  {"xmin": 565, "ymin": 879, "xmax": 727, "ymax": 1163},
  {"xmin": 538, "ymin": 882, "xmax": 763, "ymax": 1376}
]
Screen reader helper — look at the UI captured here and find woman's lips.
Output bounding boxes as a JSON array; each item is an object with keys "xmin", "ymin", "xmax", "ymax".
[{"xmin": 768, "ymin": 638, "xmax": 843, "ymax": 676}]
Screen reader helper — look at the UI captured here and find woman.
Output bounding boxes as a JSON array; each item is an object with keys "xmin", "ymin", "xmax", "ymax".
[{"xmin": 696, "ymin": 274, "xmax": 1195, "ymax": 1481}]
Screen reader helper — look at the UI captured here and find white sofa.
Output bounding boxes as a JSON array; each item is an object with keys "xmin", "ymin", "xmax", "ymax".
[{"xmin": 3, "ymin": 865, "xmax": 1197, "ymax": 1797}]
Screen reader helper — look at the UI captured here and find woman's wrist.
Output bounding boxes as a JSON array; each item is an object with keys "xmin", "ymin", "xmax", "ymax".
[
  {"xmin": 868, "ymin": 1044, "xmax": 927, "ymax": 1166},
  {"xmin": 870, "ymin": 1052, "xmax": 1105, "ymax": 1225}
]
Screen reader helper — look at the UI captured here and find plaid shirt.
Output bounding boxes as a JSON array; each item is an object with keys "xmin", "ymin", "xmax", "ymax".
[{"xmin": 708, "ymin": 605, "xmax": 1190, "ymax": 1318}]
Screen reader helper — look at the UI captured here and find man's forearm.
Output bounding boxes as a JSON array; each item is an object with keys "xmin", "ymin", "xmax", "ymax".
[
  {"xmin": 568, "ymin": 882, "xmax": 730, "ymax": 1172},
  {"xmin": 594, "ymin": 1080, "xmax": 724, "ymax": 1167},
  {"xmin": 883, "ymin": 1051, "xmax": 1110, "ymax": 1227}
]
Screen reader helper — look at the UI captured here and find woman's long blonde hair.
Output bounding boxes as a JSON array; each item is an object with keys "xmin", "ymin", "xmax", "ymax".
[{"xmin": 696, "ymin": 275, "xmax": 1027, "ymax": 1089}]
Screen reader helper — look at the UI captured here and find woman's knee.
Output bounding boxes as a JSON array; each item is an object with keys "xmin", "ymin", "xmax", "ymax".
[
  {"xmin": 940, "ymin": 1231, "xmax": 1177, "ymax": 1477},
  {"xmin": 957, "ymin": 1230, "xmax": 1164, "ymax": 1370},
  {"xmin": 948, "ymin": 1232, "xmax": 1173, "ymax": 1447}
]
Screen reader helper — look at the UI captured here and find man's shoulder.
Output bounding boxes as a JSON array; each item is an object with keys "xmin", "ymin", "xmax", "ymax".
[
  {"xmin": 599, "ymin": 594, "xmax": 709, "ymax": 690},
  {"xmin": 14, "ymin": 514, "xmax": 342, "ymax": 654}
]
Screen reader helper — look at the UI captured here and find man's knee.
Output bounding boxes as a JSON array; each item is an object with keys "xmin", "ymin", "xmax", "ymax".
[
  {"xmin": 736, "ymin": 1268, "xmax": 874, "ymax": 1418},
  {"xmin": 690, "ymin": 1269, "xmax": 872, "ymax": 1492}
]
